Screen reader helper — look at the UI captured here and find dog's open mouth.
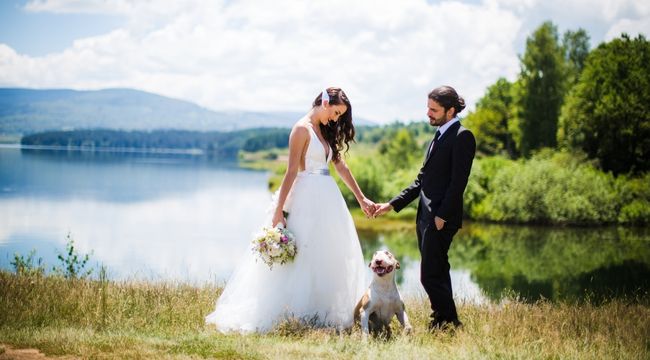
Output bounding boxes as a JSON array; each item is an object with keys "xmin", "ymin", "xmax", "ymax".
[{"xmin": 373, "ymin": 265, "xmax": 394, "ymax": 277}]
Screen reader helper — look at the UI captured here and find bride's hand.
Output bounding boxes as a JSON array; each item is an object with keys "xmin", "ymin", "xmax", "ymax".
[
  {"xmin": 272, "ymin": 210, "xmax": 286, "ymax": 228},
  {"xmin": 359, "ymin": 197, "xmax": 377, "ymax": 218}
]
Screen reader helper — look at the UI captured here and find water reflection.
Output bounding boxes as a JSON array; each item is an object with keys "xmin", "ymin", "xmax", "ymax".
[
  {"xmin": 0, "ymin": 148, "xmax": 270, "ymax": 282},
  {"xmin": 1, "ymin": 147, "xmax": 241, "ymax": 202},
  {"xmin": 358, "ymin": 224, "xmax": 650, "ymax": 303},
  {"xmin": 457, "ymin": 224, "xmax": 650, "ymax": 303}
]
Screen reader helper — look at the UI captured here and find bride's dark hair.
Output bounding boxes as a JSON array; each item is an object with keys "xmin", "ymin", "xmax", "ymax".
[{"xmin": 312, "ymin": 87, "xmax": 355, "ymax": 162}]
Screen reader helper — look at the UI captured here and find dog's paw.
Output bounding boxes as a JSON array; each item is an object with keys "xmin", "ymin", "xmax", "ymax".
[
  {"xmin": 403, "ymin": 325, "xmax": 413, "ymax": 335},
  {"xmin": 361, "ymin": 332, "xmax": 369, "ymax": 342}
]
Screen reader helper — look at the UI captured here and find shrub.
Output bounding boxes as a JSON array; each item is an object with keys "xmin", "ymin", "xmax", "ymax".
[
  {"xmin": 53, "ymin": 233, "xmax": 94, "ymax": 279},
  {"xmin": 465, "ymin": 152, "xmax": 648, "ymax": 225}
]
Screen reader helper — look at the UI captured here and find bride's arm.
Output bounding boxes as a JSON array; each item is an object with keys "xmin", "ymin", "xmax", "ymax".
[
  {"xmin": 272, "ymin": 125, "xmax": 309, "ymax": 227},
  {"xmin": 333, "ymin": 158, "xmax": 375, "ymax": 216}
]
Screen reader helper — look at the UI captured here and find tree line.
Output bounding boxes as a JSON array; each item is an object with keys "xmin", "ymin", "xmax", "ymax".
[{"xmin": 21, "ymin": 128, "xmax": 291, "ymax": 158}]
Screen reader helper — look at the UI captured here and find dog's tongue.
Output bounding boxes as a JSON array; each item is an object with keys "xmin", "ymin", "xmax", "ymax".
[{"xmin": 375, "ymin": 267, "xmax": 386, "ymax": 274}]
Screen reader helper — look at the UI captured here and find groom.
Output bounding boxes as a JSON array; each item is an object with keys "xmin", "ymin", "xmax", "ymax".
[{"xmin": 374, "ymin": 85, "xmax": 476, "ymax": 330}]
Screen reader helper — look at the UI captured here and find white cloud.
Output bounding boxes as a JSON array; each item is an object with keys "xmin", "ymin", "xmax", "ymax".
[
  {"xmin": 490, "ymin": 0, "xmax": 649, "ymax": 20},
  {"xmin": 605, "ymin": 17, "xmax": 650, "ymax": 41},
  {"xmin": 489, "ymin": 0, "xmax": 650, "ymax": 45},
  {"xmin": 24, "ymin": 0, "xmax": 136, "ymax": 15},
  {"xmin": 2, "ymin": 0, "xmax": 648, "ymax": 123}
]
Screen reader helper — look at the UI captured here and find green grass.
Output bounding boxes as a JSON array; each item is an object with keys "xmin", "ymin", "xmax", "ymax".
[
  {"xmin": 238, "ymin": 149, "xmax": 287, "ymax": 171},
  {"xmin": 1, "ymin": 271, "xmax": 648, "ymax": 359}
]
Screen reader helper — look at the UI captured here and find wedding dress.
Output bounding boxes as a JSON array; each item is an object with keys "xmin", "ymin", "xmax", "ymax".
[{"xmin": 205, "ymin": 123, "xmax": 368, "ymax": 333}]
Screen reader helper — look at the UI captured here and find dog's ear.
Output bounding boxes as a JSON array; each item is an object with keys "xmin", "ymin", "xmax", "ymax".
[
  {"xmin": 368, "ymin": 261, "xmax": 372, "ymax": 267},
  {"xmin": 396, "ymin": 261, "xmax": 400, "ymax": 269}
]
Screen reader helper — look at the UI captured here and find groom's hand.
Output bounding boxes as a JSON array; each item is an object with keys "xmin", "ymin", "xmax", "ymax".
[
  {"xmin": 434, "ymin": 216, "xmax": 446, "ymax": 230},
  {"xmin": 373, "ymin": 203, "xmax": 393, "ymax": 218}
]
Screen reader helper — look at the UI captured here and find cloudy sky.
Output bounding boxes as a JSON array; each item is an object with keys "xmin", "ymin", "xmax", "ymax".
[{"xmin": 0, "ymin": 0, "xmax": 648, "ymax": 124}]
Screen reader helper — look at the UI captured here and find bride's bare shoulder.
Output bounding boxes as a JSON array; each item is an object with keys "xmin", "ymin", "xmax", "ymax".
[{"xmin": 290, "ymin": 120, "xmax": 310, "ymax": 140}]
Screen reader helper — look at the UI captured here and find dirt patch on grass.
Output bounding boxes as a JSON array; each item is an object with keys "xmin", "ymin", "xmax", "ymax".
[{"xmin": 0, "ymin": 345, "xmax": 77, "ymax": 360}]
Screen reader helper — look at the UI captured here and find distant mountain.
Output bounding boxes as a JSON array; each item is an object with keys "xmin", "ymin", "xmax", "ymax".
[{"xmin": 0, "ymin": 88, "xmax": 375, "ymax": 135}]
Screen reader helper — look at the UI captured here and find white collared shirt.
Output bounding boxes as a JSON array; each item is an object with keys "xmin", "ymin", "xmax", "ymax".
[
  {"xmin": 432, "ymin": 116, "xmax": 460, "ymax": 224},
  {"xmin": 427, "ymin": 117, "xmax": 460, "ymax": 157},
  {"xmin": 437, "ymin": 117, "xmax": 460, "ymax": 138}
]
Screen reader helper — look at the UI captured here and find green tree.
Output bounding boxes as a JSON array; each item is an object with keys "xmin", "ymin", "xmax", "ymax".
[
  {"xmin": 558, "ymin": 34, "xmax": 650, "ymax": 175},
  {"xmin": 378, "ymin": 128, "xmax": 420, "ymax": 169},
  {"xmin": 516, "ymin": 21, "xmax": 566, "ymax": 156},
  {"xmin": 562, "ymin": 29, "xmax": 591, "ymax": 87},
  {"xmin": 464, "ymin": 78, "xmax": 517, "ymax": 157}
]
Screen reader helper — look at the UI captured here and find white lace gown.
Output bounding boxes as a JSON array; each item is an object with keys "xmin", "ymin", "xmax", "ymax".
[{"xmin": 205, "ymin": 124, "xmax": 368, "ymax": 333}]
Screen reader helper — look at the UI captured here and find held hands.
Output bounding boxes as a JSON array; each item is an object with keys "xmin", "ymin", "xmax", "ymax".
[
  {"xmin": 357, "ymin": 196, "xmax": 394, "ymax": 219},
  {"xmin": 372, "ymin": 203, "xmax": 393, "ymax": 218},
  {"xmin": 359, "ymin": 197, "xmax": 378, "ymax": 218},
  {"xmin": 360, "ymin": 200, "xmax": 446, "ymax": 228},
  {"xmin": 367, "ymin": 202, "xmax": 445, "ymax": 230}
]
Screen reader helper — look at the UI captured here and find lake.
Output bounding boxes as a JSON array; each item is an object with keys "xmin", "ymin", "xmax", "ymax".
[{"xmin": 1, "ymin": 147, "xmax": 648, "ymax": 303}]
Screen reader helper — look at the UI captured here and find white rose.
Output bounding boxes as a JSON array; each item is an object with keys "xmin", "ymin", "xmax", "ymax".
[{"xmin": 269, "ymin": 244, "xmax": 282, "ymax": 257}]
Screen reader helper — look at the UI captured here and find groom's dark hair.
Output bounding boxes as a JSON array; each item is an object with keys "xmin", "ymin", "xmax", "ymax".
[{"xmin": 429, "ymin": 86, "xmax": 466, "ymax": 117}]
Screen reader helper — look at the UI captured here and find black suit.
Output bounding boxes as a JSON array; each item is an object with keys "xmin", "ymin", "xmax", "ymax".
[{"xmin": 389, "ymin": 120, "xmax": 476, "ymax": 326}]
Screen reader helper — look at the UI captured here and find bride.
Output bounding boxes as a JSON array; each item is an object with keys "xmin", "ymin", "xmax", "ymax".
[{"xmin": 206, "ymin": 87, "xmax": 375, "ymax": 333}]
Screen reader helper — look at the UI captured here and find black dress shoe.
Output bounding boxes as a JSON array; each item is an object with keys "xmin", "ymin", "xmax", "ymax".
[{"xmin": 428, "ymin": 319, "xmax": 463, "ymax": 332}]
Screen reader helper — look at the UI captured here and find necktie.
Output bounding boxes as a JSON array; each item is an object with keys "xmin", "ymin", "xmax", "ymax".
[{"xmin": 427, "ymin": 130, "xmax": 441, "ymax": 157}]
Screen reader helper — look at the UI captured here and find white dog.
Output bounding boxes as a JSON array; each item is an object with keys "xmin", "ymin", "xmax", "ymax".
[{"xmin": 354, "ymin": 250, "xmax": 412, "ymax": 339}]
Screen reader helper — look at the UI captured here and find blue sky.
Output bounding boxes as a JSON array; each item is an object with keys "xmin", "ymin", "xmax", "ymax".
[
  {"xmin": 0, "ymin": 0, "xmax": 648, "ymax": 123},
  {"xmin": 0, "ymin": 1, "xmax": 124, "ymax": 56}
]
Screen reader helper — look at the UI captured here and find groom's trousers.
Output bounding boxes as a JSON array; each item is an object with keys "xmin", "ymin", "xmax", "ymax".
[{"xmin": 416, "ymin": 219, "xmax": 460, "ymax": 326}]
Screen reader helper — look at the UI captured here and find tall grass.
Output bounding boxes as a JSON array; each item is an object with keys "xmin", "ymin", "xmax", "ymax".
[
  {"xmin": 1, "ymin": 271, "xmax": 648, "ymax": 359},
  {"xmin": 0, "ymin": 271, "xmax": 219, "ymax": 334}
]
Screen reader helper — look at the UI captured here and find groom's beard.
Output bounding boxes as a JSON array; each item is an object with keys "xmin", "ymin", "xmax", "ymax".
[{"xmin": 429, "ymin": 114, "xmax": 445, "ymax": 126}]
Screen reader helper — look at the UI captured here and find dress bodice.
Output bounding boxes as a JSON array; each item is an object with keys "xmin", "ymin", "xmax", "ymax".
[{"xmin": 303, "ymin": 125, "xmax": 331, "ymax": 173}]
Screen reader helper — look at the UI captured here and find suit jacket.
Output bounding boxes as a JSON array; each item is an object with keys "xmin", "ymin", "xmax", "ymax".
[{"xmin": 389, "ymin": 121, "xmax": 476, "ymax": 228}]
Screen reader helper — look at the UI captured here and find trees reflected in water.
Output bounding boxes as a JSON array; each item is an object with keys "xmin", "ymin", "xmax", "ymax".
[{"xmin": 359, "ymin": 223, "xmax": 649, "ymax": 303}]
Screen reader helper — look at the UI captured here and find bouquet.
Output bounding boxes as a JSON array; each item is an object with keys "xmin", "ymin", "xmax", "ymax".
[{"xmin": 251, "ymin": 224, "xmax": 297, "ymax": 269}]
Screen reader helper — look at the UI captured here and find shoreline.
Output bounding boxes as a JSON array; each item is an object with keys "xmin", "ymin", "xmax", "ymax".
[{"xmin": 0, "ymin": 143, "xmax": 207, "ymax": 155}]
